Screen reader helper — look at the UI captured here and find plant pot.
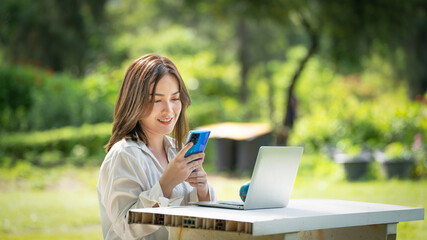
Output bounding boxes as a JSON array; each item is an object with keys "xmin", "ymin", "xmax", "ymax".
[
  {"xmin": 375, "ymin": 151, "xmax": 415, "ymax": 179},
  {"xmin": 334, "ymin": 152, "xmax": 371, "ymax": 181},
  {"xmin": 342, "ymin": 161, "xmax": 370, "ymax": 181},
  {"xmin": 380, "ymin": 160, "xmax": 414, "ymax": 179}
]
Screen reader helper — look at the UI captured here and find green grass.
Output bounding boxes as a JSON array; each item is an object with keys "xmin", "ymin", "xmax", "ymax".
[{"xmin": 0, "ymin": 154, "xmax": 425, "ymax": 239}]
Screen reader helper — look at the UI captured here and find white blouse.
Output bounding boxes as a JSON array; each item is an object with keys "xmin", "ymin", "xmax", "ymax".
[{"xmin": 97, "ymin": 136, "xmax": 216, "ymax": 240}]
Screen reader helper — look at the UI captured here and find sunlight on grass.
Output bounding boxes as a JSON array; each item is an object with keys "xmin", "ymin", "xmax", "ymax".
[
  {"xmin": 209, "ymin": 174, "xmax": 250, "ymax": 200},
  {"xmin": 1, "ymin": 228, "xmax": 100, "ymax": 240},
  {"xmin": 0, "ymin": 190, "xmax": 100, "ymax": 235}
]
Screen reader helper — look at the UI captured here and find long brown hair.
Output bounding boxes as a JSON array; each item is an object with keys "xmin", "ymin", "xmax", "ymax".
[{"xmin": 105, "ymin": 54, "xmax": 191, "ymax": 152}]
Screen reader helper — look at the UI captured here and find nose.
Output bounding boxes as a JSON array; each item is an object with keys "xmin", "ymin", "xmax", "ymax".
[{"xmin": 162, "ymin": 100, "xmax": 173, "ymax": 114}]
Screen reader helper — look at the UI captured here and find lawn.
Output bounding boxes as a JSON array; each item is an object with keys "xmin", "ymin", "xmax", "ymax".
[{"xmin": 0, "ymin": 154, "xmax": 425, "ymax": 239}]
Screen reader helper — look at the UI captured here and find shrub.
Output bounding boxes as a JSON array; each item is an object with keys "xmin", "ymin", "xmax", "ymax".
[
  {"xmin": 289, "ymin": 100, "xmax": 426, "ymax": 154},
  {"xmin": 0, "ymin": 64, "xmax": 40, "ymax": 131},
  {"xmin": 0, "ymin": 63, "xmax": 115, "ymax": 133},
  {"xmin": 384, "ymin": 142, "xmax": 414, "ymax": 161},
  {"xmin": 0, "ymin": 123, "xmax": 112, "ymax": 167}
]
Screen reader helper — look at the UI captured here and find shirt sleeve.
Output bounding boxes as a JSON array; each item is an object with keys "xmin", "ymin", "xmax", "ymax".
[
  {"xmin": 99, "ymin": 148, "xmax": 182, "ymax": 240},
  {"xmin": 139, "ymin": 180, "xmax": 184, "ymax": 207}
]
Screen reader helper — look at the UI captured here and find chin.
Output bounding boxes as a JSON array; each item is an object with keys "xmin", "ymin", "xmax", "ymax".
[{"xmin": 161, "ymin": 124, "xmax": 176, "ymax": 134}]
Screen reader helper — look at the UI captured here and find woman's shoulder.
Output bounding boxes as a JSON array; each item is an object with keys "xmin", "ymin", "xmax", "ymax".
[
  {"xmin": 108, "ymin": 138, "xmax": 148, "ymax": 158},
  {"xmin": 113, "ymin": 137, "xmax": 149, "ymax": 149},
  {"xmin": 102, "ymin": 139, "xmax": 152, "ymax": 170}
]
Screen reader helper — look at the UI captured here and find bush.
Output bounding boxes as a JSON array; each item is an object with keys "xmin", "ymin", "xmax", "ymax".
[
  {"xmin": 0, "ymin": 123, "xmax": 112, "ymax": 167},
  {"xmin": 0, "ymin": 63, "xmax": 115, "ymax": 133},
  {"xmin": 291, "ymin": 101, "xmax": 425, "ymax": 150},
  {"xmin": 0, "ymin": 64, "xmax": 40, "ymax": 131}
]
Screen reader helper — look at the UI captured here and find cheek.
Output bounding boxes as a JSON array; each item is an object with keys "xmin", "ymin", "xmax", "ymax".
[
  {"xmin": 174, "ymin": 103, "xmax": 182, "ymax": 114},
  {"xmin": 149, "ymin": 105, "xmax": 162, "ymax": 115}
]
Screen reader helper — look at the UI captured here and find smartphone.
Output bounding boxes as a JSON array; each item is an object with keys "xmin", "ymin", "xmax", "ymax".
[{"xmin": 184, "ymin": 130, "xmax": 211, "ymax": 171}]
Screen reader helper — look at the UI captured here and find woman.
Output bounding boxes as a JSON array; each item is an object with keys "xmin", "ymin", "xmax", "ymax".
[{"xmin": 97, "ymin": 54, "xmax": 216, "ymax": 240}]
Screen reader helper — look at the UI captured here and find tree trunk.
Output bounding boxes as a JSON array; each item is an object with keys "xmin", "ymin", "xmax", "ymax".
[
  {"xmin": 237, "ymin": 19, "xmax": 250, "ymax": 104},
  {"xmin": 406, "ymin": 24, "xmax": 427, "ymax": 99},
  {"xmin": 265, "ymin": 63, "xmax": 275, "ymax": 122},
  {"xmin": 277, "ymin": 21, "xmax": 318, "ymax": 146}
]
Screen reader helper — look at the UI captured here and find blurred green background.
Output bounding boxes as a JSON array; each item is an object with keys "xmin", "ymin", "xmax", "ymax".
[{"xmin": 0, "ymin": 0, "xmax": 426, "ymax": 239}]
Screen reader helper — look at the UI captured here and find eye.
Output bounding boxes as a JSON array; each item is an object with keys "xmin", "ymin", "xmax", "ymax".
[
  {"xmin": 172, "ymin": 97, "xmax": 181, "ymax": 101},
  {"xmin": 154, "ymin": 99, "xmax": 161, "ymax": 103}
]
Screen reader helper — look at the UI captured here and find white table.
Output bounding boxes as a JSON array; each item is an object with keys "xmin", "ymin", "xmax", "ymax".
[{"xmin": 128, "ymin": 199, "xmax": 424, "ymax": 240}]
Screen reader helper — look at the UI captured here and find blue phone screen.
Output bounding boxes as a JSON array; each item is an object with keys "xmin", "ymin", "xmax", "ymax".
[{"xmin": 184, "ymin": 130, "xmax": 211, "ymax": 157}]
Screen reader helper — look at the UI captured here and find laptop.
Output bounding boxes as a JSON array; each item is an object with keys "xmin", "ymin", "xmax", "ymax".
[{"xmin": 191, "ymin": 146, "xmax": 303, "ymax": 210}]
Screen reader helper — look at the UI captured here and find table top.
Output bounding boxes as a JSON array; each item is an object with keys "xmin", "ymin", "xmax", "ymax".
[{"xmin": 129, "ymin": 198, "xmax": 424, "ymax": 236}]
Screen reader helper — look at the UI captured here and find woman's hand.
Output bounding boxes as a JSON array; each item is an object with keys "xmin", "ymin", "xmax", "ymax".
[
  {"xmin": 185, "ymin": 166, "xmax": 210, "ymax": 201},
  {"xmin": 159, "ymin": 142, "xmax": 204, "ymax": 198}
]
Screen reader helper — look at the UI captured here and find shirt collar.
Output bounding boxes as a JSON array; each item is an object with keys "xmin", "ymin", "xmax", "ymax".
[
  {"xmin": 163, "ymin": 135, "xmax": 178, "ymax": 152},
  {"xmin": 131, "ymin": 135, "xmax": 179, "ymax": 161}
]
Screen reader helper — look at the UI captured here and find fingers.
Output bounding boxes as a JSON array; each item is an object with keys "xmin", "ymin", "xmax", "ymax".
[
  {"xmin": 186, "ymin": 171, "xmax": 208, "ymax": 187},
  {"xmin": 186, "ymin": 170, "xmax": 206, "ymax": 181},
  {"xmin": 187, "ymin": 170, "xmax": 205, "ymax": 179},
  {"xmin": 178, "ymin": 142, "xmax": 193, "ymax": 158},
  {"xmin": 188, "ymin": 158, "xmax": 203, "ymax": 170},
  {"xmin": 184, "ymin": 153, "xmax": 205, "ymax": 164}
]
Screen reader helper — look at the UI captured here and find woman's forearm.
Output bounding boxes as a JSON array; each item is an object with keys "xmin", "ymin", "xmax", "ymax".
[
  {"xmin": 159, "ymin": 175, "xmax": 176, "ymax": 198},
  {"xmin": 197, "ymin": 185, "xmax": 210, "ymax": 201}
]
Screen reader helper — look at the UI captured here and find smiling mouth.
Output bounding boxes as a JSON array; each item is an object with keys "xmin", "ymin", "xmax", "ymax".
[{"xmin": 158, "ymin": 118, "xmax": 173, "ymax": 125}]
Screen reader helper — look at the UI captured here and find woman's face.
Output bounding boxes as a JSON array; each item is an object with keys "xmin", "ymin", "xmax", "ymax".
[{"xmin": 141, "ymin": 74, "xmax": 182, "ymax": 138}]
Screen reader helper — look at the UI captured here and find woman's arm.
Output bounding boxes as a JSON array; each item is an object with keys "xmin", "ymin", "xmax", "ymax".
[{"xmin": 98, "ymin": 149, "xmax": 182, "ymax": 239}]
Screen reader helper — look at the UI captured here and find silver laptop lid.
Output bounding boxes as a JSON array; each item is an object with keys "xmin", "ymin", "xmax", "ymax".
[{"xmin": 244, "ymin": 146, "xmax": 303, "ymax": 210}]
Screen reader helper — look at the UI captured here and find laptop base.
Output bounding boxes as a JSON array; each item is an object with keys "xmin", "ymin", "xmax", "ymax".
[{"xmin": 191, "ymin": 201, "xmax": 245, "ymax": 210}]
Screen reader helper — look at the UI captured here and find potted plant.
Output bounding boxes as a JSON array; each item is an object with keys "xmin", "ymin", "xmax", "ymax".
[
  {"xmin": 333, "ymin": 139, "xmax": 372, "ymax": 181},
  {"xmin": 375, "ymin": 142, "xmax": 415, "ymax": 179}
]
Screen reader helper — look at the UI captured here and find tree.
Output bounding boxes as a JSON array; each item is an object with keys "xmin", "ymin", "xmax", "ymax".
[
  {"xmin": 0, "ymin": 0, "xmax": 109, "ymax": 76},
  {"xmin": 177, "ymin": 0, "xmax": 314, "ymax": 144},
  {"xmin": 277, "ymin": 11, "xmax": 320, "ymax": 145},
  {"xmin": 317, "ymin": 0, "xmax": 427, "ymax": 98},
  {"xmin": 241, "ymin": 0, "xmax": 427, "ymax": 144},
  {"xmin": 180, "ymin": 0, "xmax": 295, "ymax": 106},
  {"xmin": 110, "ymin": 0, "xmax": 427, "ymax": 146}
]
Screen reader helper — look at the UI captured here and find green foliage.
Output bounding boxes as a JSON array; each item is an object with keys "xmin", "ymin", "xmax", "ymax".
[
  {"xmin": 385, "ymin": 142, "xmax": 414, "ymax": 161},
  {"xmin": 336, "ymin": 139, "xmax": 362, "ymax": 156},
  {"xmin": 0, "ymin": 123, "xmax": 111, "ymax": 167},
  {"xmin": 0, "ymin": 64, "xmax": 41, "ymax": 131},
  {"xmin": 0, "ymin": 0, "xmax": 113, "ymax": 75},
  {"xmin": 0, "ymin": 64, "xmax": 115, "ymax": 132},
  {"xmin": 317, "ymin": 0, "xmax": 427, "ymax": 97},
  {"xmin": 289, "ymin": 56, "xmax": 426, "ymax": 155},
  {"xmin": 1, "ymin": 0, "xmax": 426, "ymax": 179},
  {"xmin": 292, "ymin": 95, "xmax": 425, "ymax": 152}
]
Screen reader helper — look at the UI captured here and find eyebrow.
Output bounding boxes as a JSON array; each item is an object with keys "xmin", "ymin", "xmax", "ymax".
[{"xmin": 153, "ymin": 91, "xmax": 180, "ymax": 96}]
